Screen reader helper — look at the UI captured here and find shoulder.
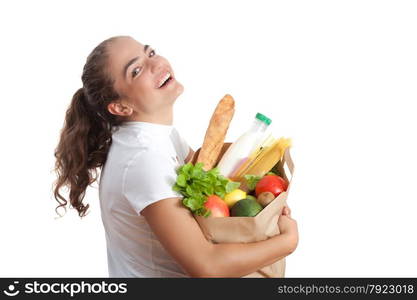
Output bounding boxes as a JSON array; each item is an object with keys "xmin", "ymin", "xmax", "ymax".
[
  {"xmin": 125, "ymin": 149, "xmax": 178, "ymax": 177},
  {"xmin": 122, "ymin": 149, "xmax": 180, "ymax": 193}
]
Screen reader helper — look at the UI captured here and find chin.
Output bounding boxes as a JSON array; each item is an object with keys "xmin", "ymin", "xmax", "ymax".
[
  {"xmin": 159, "ymin": 80, "xmax": 184, "ymax": 104},
  {"xmin": 173, "ymin": 81, "xmax": 184, "ymax": 98}
]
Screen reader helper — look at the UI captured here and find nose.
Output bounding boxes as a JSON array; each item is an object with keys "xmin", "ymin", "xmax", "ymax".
[{"xmin": 148, "ymin": 57, "xmax": 163, "ymax": 75}]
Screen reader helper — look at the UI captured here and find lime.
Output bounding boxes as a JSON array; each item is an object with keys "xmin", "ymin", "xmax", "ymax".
[{"xmin": 231, "ymin": 198, "xmax": 263, "ymax": 217}]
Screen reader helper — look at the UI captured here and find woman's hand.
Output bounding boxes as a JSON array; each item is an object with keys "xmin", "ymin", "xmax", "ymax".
[
  {"xmin": 282, "ymin": 206, "xmax": 292, "ymax": 217},
  {"xmin": 278, "ymin": 205, "xmax": 299, "ymax": 253},
  {"xmin": 143, "ymin": 198, "xmax": 300, "ymax": 277}
]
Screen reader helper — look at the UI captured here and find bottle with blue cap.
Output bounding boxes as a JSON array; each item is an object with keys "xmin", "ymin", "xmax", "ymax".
[{"xmin": 216, "ymin": 112, "xmax": 272, "ymax": 178}]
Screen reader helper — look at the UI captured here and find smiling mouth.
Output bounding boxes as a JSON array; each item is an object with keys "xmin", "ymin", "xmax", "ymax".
[{"xmin": 157, "ymin": 72, "xmax": 174, "ymax": 89}]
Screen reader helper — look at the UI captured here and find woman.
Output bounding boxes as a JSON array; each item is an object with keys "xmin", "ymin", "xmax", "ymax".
[{"xmin": 54, "ymin": 36, "xmax": 299, "ymax": 277}]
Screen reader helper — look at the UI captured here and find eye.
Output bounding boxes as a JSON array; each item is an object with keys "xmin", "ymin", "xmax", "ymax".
[
  {"xmin": 132, "ymin": 66, "xmax": 142, "ymax": 78},
  {"xmin": 149, "ymin": 49, "xmax": 156, "ymax": 57}
]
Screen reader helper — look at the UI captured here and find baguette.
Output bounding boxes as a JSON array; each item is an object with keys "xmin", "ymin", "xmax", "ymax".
[{"xmin": 196, "ymin": 94, "xmax": 235, "ymax": 170}]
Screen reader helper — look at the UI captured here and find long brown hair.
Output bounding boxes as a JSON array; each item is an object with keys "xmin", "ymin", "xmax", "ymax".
[{"xmin": 54, "ymin": 36, "xmax": 125, "ymax": 218}]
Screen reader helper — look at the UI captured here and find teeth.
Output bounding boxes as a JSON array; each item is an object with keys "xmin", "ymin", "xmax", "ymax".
[{"xmin": 158, "ymin": 72, "xmax": 171, "ymax": 88}]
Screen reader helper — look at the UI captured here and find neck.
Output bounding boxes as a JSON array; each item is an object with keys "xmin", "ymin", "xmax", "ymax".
[{"xmin": 129, "ymin": 107, "xmax": 174, "ymax": 125}]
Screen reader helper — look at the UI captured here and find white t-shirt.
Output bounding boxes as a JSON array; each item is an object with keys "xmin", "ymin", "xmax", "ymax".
[{"xmin": 98, "ymin": 121, "xmax": 191, "ymax": 277}]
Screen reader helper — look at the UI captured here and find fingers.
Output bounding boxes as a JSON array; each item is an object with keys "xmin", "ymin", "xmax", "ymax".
[{"xmin": 282, "ymin": 206, "xmax": 292, "ymax": 217}]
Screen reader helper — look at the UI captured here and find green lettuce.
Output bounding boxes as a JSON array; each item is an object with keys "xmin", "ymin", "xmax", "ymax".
[{"xmin": 172, "ymin": 162, "xmax": 240, "ymax": 216}]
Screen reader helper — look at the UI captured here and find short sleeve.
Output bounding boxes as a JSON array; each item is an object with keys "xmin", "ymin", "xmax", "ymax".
[{"xmin": 123, "ymin": 150, "xmax": 183, "ymax": 215}]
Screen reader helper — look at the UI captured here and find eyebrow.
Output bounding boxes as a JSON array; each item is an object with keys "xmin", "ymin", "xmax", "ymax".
[{"xmin": 123, "ymin": 44, "xmax": 151, "ymax": 79}]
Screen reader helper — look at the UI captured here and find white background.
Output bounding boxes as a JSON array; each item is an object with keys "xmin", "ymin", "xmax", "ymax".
[{"xmin": 0, "ymin": 0, "xmax": 416, "ymax": 277}]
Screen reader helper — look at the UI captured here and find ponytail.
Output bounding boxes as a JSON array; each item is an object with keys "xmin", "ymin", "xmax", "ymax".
[
  {"xmin": 54, "ymin": 36, "xmax": 123, "ymax": 218},
  {"xmin": 53, "ymin": 88, "xmax": 114, "ymax": 217}
]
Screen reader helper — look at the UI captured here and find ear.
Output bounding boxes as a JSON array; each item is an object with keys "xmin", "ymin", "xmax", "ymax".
[{"xmin": 107, "ymin": 101, "xmax": 133, "ymax": 117}]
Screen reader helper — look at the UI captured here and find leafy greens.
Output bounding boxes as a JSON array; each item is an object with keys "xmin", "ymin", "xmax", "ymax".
[{"xmin": 172, "ymin": 162, "xmax": 241, "ymax": 216}]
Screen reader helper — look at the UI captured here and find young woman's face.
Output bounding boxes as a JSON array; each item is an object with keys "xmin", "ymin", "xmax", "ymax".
[{"xmin": 106, "ymin": 37, "xmax": 183, "ymax": 118}]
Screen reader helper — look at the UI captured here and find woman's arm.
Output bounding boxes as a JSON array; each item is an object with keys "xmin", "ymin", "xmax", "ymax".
[{"xmin": 141, "ymin": 197, "xmax": 298, "ymax": 278}]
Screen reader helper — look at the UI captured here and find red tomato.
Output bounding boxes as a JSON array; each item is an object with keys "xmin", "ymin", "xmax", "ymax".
[
  {"xmin": 204, "ymin": 195, "xmax": 230, "ymax": 217},
  {"xmin": 255, "ymin": 175, "xmax": 288, "ymax": 197}
]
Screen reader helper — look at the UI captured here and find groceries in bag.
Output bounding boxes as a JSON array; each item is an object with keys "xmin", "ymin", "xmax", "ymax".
[
  {"xmin": 216, "ymin": 113, "xmax": 272, "ymax": 178},
  {"xmin": 172, "ymin": 94, "xmax": 295, "ymax": 277},
  {"xmin": 172, "ymin": 161, "xmax": 240, "ymax": 217},
  {"xmin": 230, "ymin": 137, "xmax": 292, "ymax": 192},
  {"xmin": 172, "ymin": 94, "xmax": 291, "ymax": 218}
]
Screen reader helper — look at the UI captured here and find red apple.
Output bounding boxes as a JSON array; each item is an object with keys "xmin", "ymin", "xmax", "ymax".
[{"xmin": 204, "ymin": 195, "xmax": 230, "ymax": 217}]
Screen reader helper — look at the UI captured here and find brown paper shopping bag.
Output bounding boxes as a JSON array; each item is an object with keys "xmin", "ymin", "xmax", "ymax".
[{"xmin": 192, "ymin": 142, "xmax": 295, "ymax": 278}]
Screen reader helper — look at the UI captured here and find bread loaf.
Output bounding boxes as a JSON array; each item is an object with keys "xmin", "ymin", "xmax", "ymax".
[{"xmin": 196, "ymin": 94, "xmax": 235, "ymax": 170}]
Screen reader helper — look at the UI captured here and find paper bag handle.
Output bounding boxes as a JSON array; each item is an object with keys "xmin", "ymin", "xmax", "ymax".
[{"xmin": 282, "ymin": 148, "xmax": 294, "ymax": 176}]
